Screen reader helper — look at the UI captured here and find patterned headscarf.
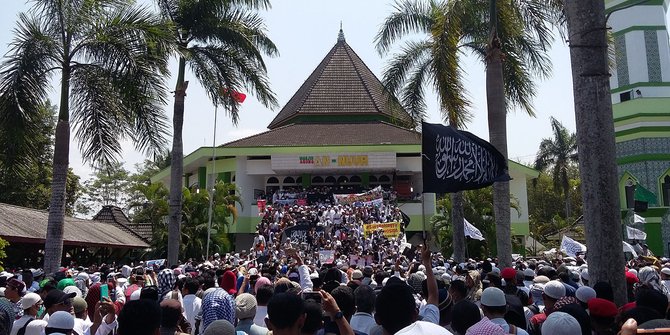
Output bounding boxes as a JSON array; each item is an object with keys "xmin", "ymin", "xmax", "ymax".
[
  {"xmin": 202, "ymin": 288, "xmax": 236, "ymax": 332},
  {"xmin": 465, "ymin": 317, "xmax": 506, "ymax": 335},
  {"xmin": 553, "ymin": 296, "xmax": 580, "ymax": 311},
  {"xmin": 157, "ymin": 269, "xmax": 176, "ymax": 298},
  {"xmin": 466, "ymin": 270, "xmax": 483, "ymax": 302},
  {"xmin": 638, "ymin": 266, "xmax": 670, "ymax": 296}
]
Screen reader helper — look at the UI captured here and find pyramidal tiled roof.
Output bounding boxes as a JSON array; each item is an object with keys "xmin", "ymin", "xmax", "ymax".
[
  {"xmin": 267, "ymin": 29, "xmax": 414, "ymax": 129},
  {"xmin": 93, "ymin": 205, "xmax": 153, "ymax": 244}
]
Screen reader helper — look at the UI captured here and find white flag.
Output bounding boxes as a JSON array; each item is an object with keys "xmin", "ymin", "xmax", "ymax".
[
  {"xmin": 463, "ymin": 219, "xmax": 485, "ymax": 241},
  {"xmin": 560, "ymin": 236, "xmax": 586, "ymax": 257},
  {"xmin": 623, "ymin": 241, "xmax": 639, "ymax": 258},
  {"xmin": 634, "ymin": 214, "xmax": 646, "ymax": 224},
  {"xmin": 626, "ymin": 226, "xmax": 647, "ymax": 240}
]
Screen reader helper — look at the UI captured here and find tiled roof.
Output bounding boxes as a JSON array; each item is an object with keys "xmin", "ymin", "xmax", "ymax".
[
  {"xmin": 0, "ymin": 203, "xmax": 148, "ymax": 248},
  {"xmin": 267, "ymin": 31, "xmax": 414, "ymax": 129},
  {"xmin": 93, "ymin": 206, "xmax": 153, "ymax": 243},
  {"xmin": 222, "ymin": 122, "xmax": 421, "ymax": 147}
]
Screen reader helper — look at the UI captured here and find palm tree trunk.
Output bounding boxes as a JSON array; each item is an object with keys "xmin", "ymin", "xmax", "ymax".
[
  {"xmin": 451, "ymin": 192, "xmax": 466, "ymax": 262},
  {"xmin": 44, "ymin": 66, "xmax": 71, "ymax": 273},
  {"xmin": 168, "ymin": 57, "xmax": 187, "ymax": 266},
  {"xmin": 486, "ymin": 1, "xmax": 512, "ymax": 267},
  {"xmin": 564, "ymin": 0, "xmax": 626, "ymax": 305}
]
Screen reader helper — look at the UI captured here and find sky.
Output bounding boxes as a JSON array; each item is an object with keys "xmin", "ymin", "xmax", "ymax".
[{"xmin": 0, "ymin": 1, "xmax": 595, "ymax": 180}]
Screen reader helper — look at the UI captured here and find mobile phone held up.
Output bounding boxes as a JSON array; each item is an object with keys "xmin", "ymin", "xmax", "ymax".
[
  {"xmin": 100, "ymin": 284, "xmax": 109, "ymax": 301},
  {"xmin": 301, "ymin": 291, "xmax": 321, "ymax": 303}
]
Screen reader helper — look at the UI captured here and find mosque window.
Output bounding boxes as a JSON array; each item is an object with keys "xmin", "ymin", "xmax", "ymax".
[
  {"xmin": 283, "ymin": 177, "xmax": 295, "ymax": 184},
  {"xmin": 325, "ymin": 176, "xmax": 336, "ymax": 184},
  {"xmin": 312, "ymin": 176, "xmax": 324, "ymax": 183},
  {"xmin": 267, "ymin": 177, "xmax": 279, "ymax": 184},
  {"xmin": 337, "ymin": 176, "xmax": 349, "ymax": 184}
]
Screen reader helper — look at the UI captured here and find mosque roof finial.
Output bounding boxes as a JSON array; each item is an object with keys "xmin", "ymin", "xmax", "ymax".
[{"xmin": 338, "ymin": 21, "xmax": 345, "ymax": 43}]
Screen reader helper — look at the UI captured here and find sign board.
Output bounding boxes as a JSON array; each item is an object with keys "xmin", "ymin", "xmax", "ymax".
[
  {"xmin": 271, "ymin": 152, "xmax": 396, "ymax": 171},
  {"xmin": 363, "ymin": 222, "xmax": 401, "ymax": 238},
  {"xmin": 319, "ymin": 250, "xmax": 336, "ymax": 264}
]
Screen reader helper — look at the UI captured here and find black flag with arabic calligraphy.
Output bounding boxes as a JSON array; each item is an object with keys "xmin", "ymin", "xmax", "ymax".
[{"xmin": 422, "ymin": 122, "xmax": 511, "ymax": 193}]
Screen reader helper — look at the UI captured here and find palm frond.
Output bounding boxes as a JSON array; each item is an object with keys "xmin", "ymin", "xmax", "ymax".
[
  {"xmin": 400, "ymin": 57, "xmax": 432, "ymax": 124},
  {"xmin": 70, "ymin": 65, "xmax": 127, "ymax": 166},
  {"xmin": 374, "ymin": 0, "xmax": 433, "ymax": 55},
  {"xmin": 0, "ymin": 13, "xmax": 58, "ymax": 176},
  {"xmin": 381, "ymin": 40, "xmax": 432, "ymax": 96},
  {"xmin": 188, "ymin": 44, "xmax": 278, "ymax": 123}
]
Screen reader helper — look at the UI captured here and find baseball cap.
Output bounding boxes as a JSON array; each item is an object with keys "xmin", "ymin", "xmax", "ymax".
[
  {"xmin": 480, "ymin": 287, "xmax": 506, "ymax": 307},
  {"xmin": 72, "ymin": 297, "xmax": 87, "ymax": 314},
  {"xmin": 20, "ymin": 292, "xmax": 42, "ymax": 310},
  {"xmin": 44, "ymin": 290, "xmax": 76, "ymax": 309}
]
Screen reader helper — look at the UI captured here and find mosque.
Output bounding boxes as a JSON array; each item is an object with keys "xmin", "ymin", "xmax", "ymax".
[{"xmin": 151, "ymin": 29, "xmax": 538, "ymax": 250}]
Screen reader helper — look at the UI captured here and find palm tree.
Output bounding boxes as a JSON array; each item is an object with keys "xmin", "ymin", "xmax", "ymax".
[
  {"xmin": 376, "ymin": 0, "xmax": 472, "ymax": 262},
  {"xmin": 564, "ymin": 0, "xmax": 626, "ymax": 306},
  {"xmin": 0, "ymin": 0, "xmax": 172, "ymax": 273},
  {"xmin": 156, "ymin": 0, "xmax": 278, "ymax": 266},
  {"xmin": 534, "ymin": 117, "xmax": 578, "ymax": 217},
  {"xmin": 376, "ymin": 0, "xmax": 559, "ymax": 266}
]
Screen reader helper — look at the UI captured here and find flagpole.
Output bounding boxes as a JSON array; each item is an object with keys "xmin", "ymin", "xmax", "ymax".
[
  {"xmin": 420, "ymin": 125, "xmax": 426, "ymax": 241},
  {"xmin": 206, "ymin": 105, "xmax": 218, "ymax": 261}
]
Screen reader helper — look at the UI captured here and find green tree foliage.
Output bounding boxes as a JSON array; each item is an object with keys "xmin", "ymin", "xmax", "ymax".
[
  {"xmin": 159, "ymin": 0, "xmax": 279, "ymax": 265},
  {"xmin": 0, "ymin": 0, "xmax": 172, "ymax": 272},
  {"xmin": 0, "ymin": 100, "xmax": 82, "ymax": 215},
  {"xmin": 527, "ymin": 168, "xmax": 583, "ymax": 250},
  {"xmin": 431, "ymin": 188, "xmax": 520, "ymax": 259},
  {"xmin": 79, "ymin": 162, "xmax": 131, "ymax": 216},
  {"xmin": 534, "ymin": 117, "xmax": 578, "ymax": 217},
  {"xmin": 133, "ymin": 182, "xmax": 240, "ymax": 260}
]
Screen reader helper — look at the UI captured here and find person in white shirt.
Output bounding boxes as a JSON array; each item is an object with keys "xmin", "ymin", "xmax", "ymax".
[
  {"xmin": 481, "ymin": 287, "xmax": 529, "ymax": 335},
  {"xmin": 181, "ymin": 277, "xmax": 202, "ymax": 334},
  {"xmin": 72, "ymin": 297, "xmax": 93, "ymax": 335},
  {"xmin": 10, "ymin": 293, "xmax": 47, "ymax": 335},
  {"xmin": 374, "ymin": 245, "xmax": 452, "ymax": 335},
  {"xmin": 661, "ymin": 267, "xmax": 670, "ymax": 293},
  {"xmin": 350, "ymin": 285, "xmax": 376, "ymax": 335}
]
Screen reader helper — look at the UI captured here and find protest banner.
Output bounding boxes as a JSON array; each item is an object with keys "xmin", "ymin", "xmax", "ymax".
[
  {"xmin": 282, "ymin": 226, "xmax": 325, "ymax": 244},
  {"xmin": 334, "ymin": 186, "xmax": 384, "ymax": 207},
  {"xmin": 363, "ymin": 222, "xmax": 401, "ymax": 238},
  {"xmin": 257, "ymin": 199, "xmax": 266, "ymax": 216},
  {"xmin": 319, "ymin": 250, "xmax": 336, "ymax": 264},
  {"xmin": 349, "ymin": 254, "xmax": 373, "ymax": 267}
]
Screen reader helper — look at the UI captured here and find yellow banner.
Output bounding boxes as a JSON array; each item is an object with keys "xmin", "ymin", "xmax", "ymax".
[{"xmin": 363, "ymin": 222, "xmax": 401, "ymax": 238}]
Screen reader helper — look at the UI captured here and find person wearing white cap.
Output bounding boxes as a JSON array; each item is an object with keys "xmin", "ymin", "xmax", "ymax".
[
  {"xmin": 480, "ymin": 287, "xmax": 529, "ymax": 335},
  {"xmin": 45, "ymin": 311, "xmax": 74, "ymax": 335},
  {"xmin": 575, "ymin": 286, "xmax": 597, "ymax": 309},
  {"xmin": 661, "ymin": 267, "xmax": 670, "ymax": 293},
  {"xmin": 528, "ymin": 280, "xmax": 566, "ymax": 334},
  {"xmin": 10, "ymin": 292, "xmax": 47, "ymax": 335},
  {"xmin": 522, "ymin": 268, "xmax": 535, "ymax": 290},
  {"xmin": 541, "ymin": 311, "xmax": 581, "ymax": 335}
]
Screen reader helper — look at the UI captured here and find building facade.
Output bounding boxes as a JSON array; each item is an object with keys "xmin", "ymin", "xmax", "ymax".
[
  {"xmin": 151, "ymin": 30, "xmax": 538, "ymax": 251},
  {"xmin": 607, "ymin": 0, "xmax": 670, "ymax": 255}
]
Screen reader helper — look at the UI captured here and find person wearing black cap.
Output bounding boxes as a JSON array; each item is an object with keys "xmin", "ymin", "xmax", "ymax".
[
  {"xmin": 6, "ymin": 279, "xmax": 26, "ymax": 319},
  {"xmin": 42, "ymin": 290, "xmax": 75, "ymax": 322}
]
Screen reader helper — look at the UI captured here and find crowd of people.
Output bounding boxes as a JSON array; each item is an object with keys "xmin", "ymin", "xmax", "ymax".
[
  {"xmin": 0, "ymin": 189, "xmax": 669, "ymax": 334},
  {"xmin": 1, "ymin": 247, "xmax": 670, "ymax": 335}
]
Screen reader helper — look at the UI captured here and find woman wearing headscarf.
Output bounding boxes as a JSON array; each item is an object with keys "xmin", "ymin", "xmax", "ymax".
[
  {"xmin": 219, "ymin": 271, "xmax": 238, "ymax": 296},
  {"xmin": 465, "ymin": 270, "xmax": 483, "ymax": 302},
  {"xmin": 202, "ymin": 288, "xmax": 236, "ymax": 332},
  {"xmin": 637, "ymin": 266, "xmax": 670, "ymax": 299},
  {"xmin": 158, "ymin": 268, "xmax": 177, "ymax": 300}
]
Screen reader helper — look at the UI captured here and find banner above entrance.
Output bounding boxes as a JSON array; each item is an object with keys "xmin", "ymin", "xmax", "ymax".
[{"xmin": 271, "ymin": 153, "xmax": 396, "ymax": 171}]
